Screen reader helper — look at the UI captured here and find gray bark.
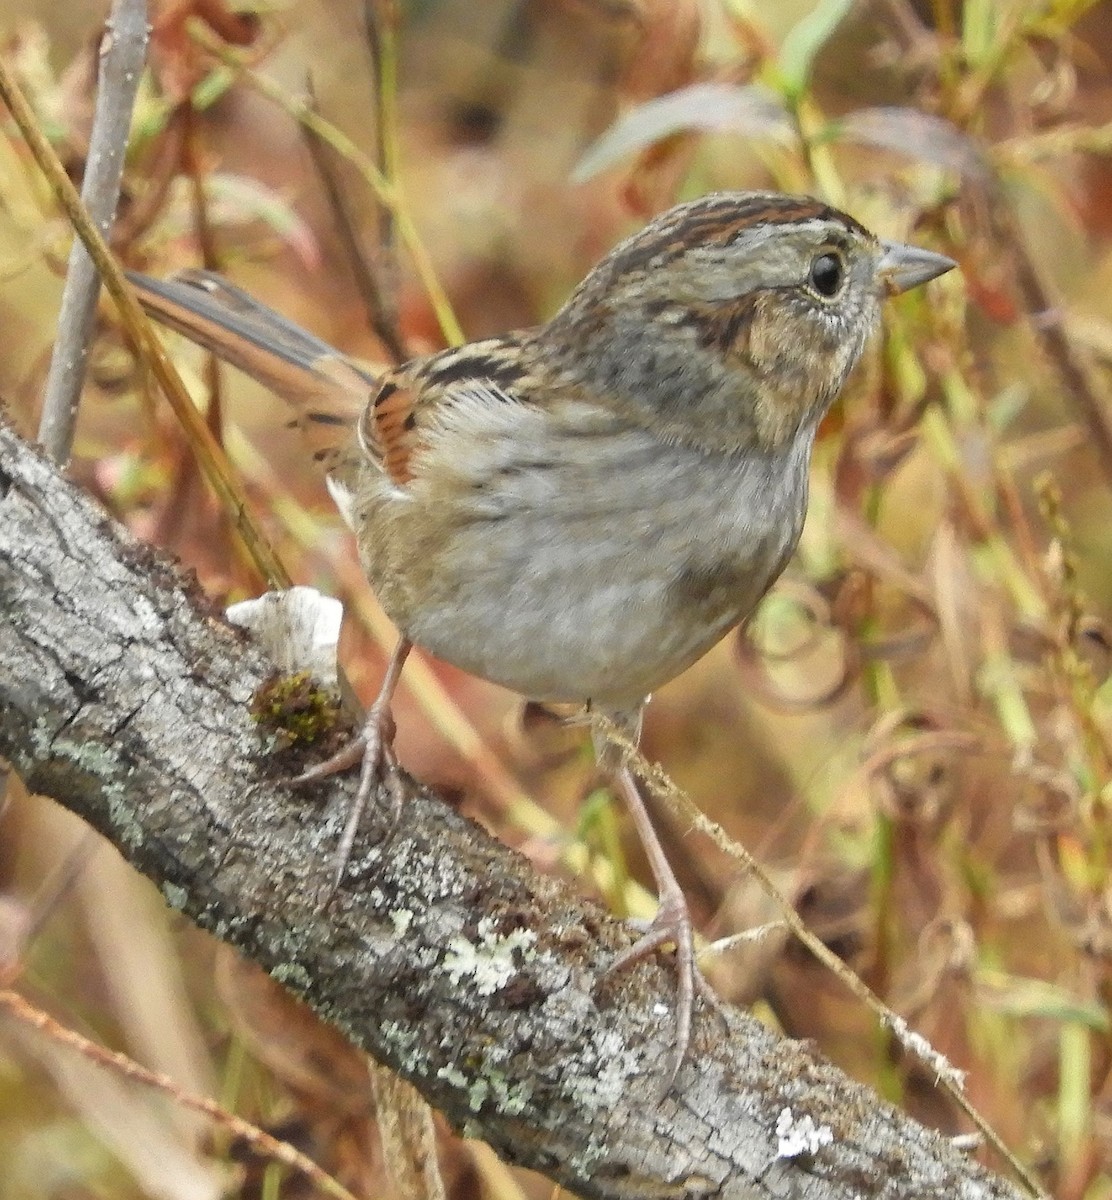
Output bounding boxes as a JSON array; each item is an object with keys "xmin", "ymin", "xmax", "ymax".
[{"xmin": 0, "ymin": 416, "xmax": 1024, "ymax": 1200}]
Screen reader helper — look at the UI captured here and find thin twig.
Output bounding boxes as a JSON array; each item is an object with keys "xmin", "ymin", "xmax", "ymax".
[
  {"xmin": 1004, "ymin": 210, "xmax": 1112, "ymax": 487},
  {"xmin": 364, "ymin": 0, "xmax": 400, "ymax": 297},
  {"xmin": 38, "ymin": 0, "xmax": 149, "ymax": 464},
  {"xmin": 302, "ymin": 78, "xmax": 407, "ymax": 364},
  {"xmin": 0, "ymin": 990, "xmax": 360, "ymax": 1200}
]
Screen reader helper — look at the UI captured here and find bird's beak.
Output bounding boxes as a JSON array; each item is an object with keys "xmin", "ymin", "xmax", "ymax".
[{"xmin": 878, "ymin": 240, "xmax": 957, "ymax": 295}]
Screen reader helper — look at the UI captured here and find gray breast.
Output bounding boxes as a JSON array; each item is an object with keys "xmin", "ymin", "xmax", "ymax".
[
  {"xmin": 662, "ymin": 431, "xmax": 811, "ymax": 620},
  {"xmin": 387, "ymin": 400, "xmax": 816, "ymax": 706}
]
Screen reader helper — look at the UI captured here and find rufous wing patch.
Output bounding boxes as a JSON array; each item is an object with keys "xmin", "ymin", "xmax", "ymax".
[{"xmin": 361, "ymin": 378, "xmax": 420, "ymax": 486}]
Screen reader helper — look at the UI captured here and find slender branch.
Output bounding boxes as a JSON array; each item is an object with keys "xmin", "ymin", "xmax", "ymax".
[
  {"xmin": 187, "ymin": 18, "xmax": 465, "ymax": 346},
  {"xmin": 0, "ymin": 416, "xmax": 1028, "ymax": 1200},
  {"xmin": 364, "ymin": 0, "xmax": 401, "ymax": 284},
  {"xmin": 39, "ymin": 0, "xmax": 149, "ymax": 464},
  {"xmin": 1010, "ymin": 227, "xmax": 1112, "ymax": 487},
  {"xmin": 302, "ymin": 78, "xmax": 407, "ymax": 365}
]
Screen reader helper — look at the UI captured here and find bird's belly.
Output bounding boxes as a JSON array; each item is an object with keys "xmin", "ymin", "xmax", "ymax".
[
  {"xmin": 405, "ymin": 531, "xmax": 771, "ymax": 705},
  {"xmin": 361, "ymin": 415, "xmax": 811, "ymax": 707}
]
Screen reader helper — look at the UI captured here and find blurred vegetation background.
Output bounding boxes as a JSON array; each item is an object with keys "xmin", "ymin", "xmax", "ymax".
[{"xmin": 3, "ymin": 0, "xmax": 1112, "ymax": 1196}]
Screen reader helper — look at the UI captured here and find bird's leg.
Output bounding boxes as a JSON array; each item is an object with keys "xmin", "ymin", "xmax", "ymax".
[
  {"xmin": 290, "ymin": 636, "xmax": 412, "ymax": 888},
  {"xmin": 594, "ymin": 708, "xmax": 703, "ymax": 1090},
  {"xmin": 609, "ymin": 763, "xmax": 697, "ymax": 1089}
]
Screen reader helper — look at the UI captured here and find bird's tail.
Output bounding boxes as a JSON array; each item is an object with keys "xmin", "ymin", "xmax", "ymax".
[{"xmin": 127, "ymin": 268, "xmax": 378, "ymax": 481}]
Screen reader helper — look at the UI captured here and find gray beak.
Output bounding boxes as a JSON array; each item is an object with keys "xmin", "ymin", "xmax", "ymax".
[{"xmin": 878, "ymin": 239, "xmax": 957, "ymax": 295}]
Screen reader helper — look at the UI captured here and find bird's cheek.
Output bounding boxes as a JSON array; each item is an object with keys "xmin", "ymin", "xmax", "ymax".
[
  {"xmin": 746, "ymin": 307, "xmax": 822, "ymax": 449},
  {"xmin": 747, "ymin": 302, "xmax": 819, "ymax": 389},
  {"xmin": 746, "ymin": 302, "xmax": 786, "ymax": 375}
]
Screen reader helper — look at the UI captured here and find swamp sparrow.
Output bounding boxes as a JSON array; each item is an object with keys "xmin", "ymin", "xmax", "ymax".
[{"xmin": 129, "ymin": 191, "xmax": 954, "ymax": 1085}]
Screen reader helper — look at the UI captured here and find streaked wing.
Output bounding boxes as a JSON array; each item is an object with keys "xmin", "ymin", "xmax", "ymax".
[{"xmin": 358, "ymin": 336, "xmax": 537, "ymax": 488}]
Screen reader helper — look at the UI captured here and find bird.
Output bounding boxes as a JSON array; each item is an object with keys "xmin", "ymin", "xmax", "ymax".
[{"xmin": 127, "ymin": 190, "xmax": 955, "ymax": 1086}]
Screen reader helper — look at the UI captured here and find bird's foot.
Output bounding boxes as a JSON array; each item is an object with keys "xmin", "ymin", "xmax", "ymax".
[
  {"xmin": 605, "ymin": 879, "xmax": 718, "ymax": 1094},
  {"xmin": 289, "ymin": 698, "xmax": 405, "ymax": 895}
]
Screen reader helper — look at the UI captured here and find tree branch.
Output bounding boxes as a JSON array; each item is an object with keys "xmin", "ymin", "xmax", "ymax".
[{"xmin": 0, "ymin": 416, "xmax": 1025, "ymax": 1200}]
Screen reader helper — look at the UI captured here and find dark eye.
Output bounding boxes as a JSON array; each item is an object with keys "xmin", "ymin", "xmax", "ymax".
[{"xmin": 809, "ymin": 252, "xmax": 844, "ymax": 298}]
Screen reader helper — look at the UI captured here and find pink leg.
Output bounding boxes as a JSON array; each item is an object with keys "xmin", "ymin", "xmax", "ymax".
[
  {"xmin": 609, "ymin": 762, "xmax": 697, "ymax": 1091},
  {"xmin": 291, "ymin": 637, "xmax": 412, "ymax": 889},
  {"xmin": 593, "ymin": 705, "xmax": 711, "ymax": 1091}
]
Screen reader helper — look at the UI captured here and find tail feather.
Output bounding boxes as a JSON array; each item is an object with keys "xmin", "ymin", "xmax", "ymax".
[{"xmin": 127, "ymin": 268, "xmax": 378, "ymax": 480}]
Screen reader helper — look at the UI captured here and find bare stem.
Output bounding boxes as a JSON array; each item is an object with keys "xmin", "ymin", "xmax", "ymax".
[{"xmin": 38, "ymin": 0, "xmax": 149, "ymax": 465}]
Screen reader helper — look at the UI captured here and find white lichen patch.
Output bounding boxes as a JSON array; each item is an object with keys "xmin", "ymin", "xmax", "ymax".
[
  {"xmin": 106, "ymin": 784, "xmax": 145, "ymax": 849},
  {"xmin": 561, "ymin": 1024, "xmax": 639, "ymax": 1113},
  {"xmin": 161, "ymin": 882, "xmax": 188, "ymax": 911},
  {"xmin": 436, "ymin": 1050, "xmax": 535, "ymax": 1116},
  {"xmin": 775, "ymin": 1107, "xmax": 833, "ymax": 1159},
  {"xmin": 489, "ymin": 1072, "xmax": 532, "ymax": 1117},
  {"xmin": 465, "ymin": 1076, "xmax": 490, "ymax": 1111},
  {"xmin": 441, "ymin": 917, "xmax": 536, "ymax": 996},
  {"xmin": 381, "ymin": 1021, "xmax": 431, "ymax": 1077},
  {"xmin": 390, "ymin": 908, "xmax": 414, "ymax": 937},
  {"xmin": 270, "ymin": 961, "xmax": 313, "ymax": 990},
  {"xmin": 437, "ymin": 1064, "xmax": 468, "ymax": 1090}
]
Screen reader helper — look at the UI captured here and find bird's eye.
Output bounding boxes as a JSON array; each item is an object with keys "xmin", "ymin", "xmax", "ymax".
[{"xmin": 808, "ymin": 252, "xmax": 845, "ymax": 298}]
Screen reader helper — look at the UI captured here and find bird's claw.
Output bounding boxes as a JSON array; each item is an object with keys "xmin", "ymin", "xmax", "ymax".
[
  {"xmin": 605, "ymin": 888, "xmax": 700, "ymax": 1094},
  {"xmin": 287, "ymin": 700, "xmax": 402, "ymax": 900}
]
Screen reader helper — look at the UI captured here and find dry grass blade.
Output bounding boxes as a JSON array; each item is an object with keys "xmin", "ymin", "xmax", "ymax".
[
  {"xmin": 839, "ymin": 107, "xmax": 991, "ymax": 181},
  {"xmin": 572, "ymin": 81, "xmax": 791, "ymax": 182},
  {"xmin": 369, "ymin": 1059, "xmax": 446, "ymax": 1200}
]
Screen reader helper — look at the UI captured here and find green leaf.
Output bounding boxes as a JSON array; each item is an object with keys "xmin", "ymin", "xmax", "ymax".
[
  {"xmin": 961, "ymin": 0, "xmax": 998, "ymax": 65},
  {"xmin": 779, "ymin": 0, "xmax": 855, "ymax": 100},
  {"xmin": 982, "ymin": 973, "xmax": 1109, "ymax": 1030},
  {"xmin": 191, "ymin": 65, "xmax": 236, "ymax": 111}
]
